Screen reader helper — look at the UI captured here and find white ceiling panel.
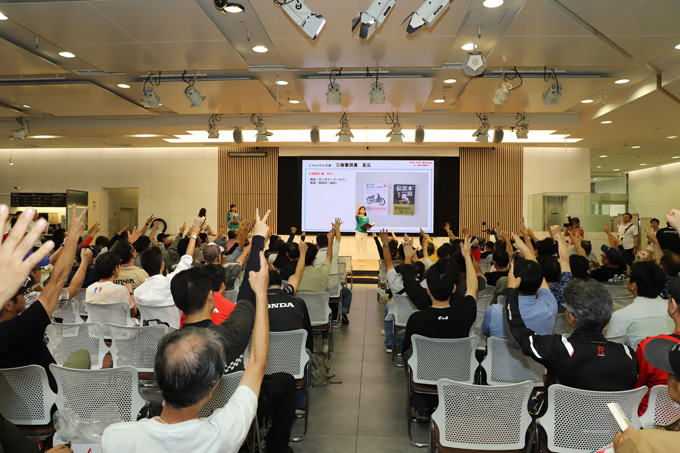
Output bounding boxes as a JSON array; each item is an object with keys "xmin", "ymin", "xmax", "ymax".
[
  {"xmin": 556, "ymin": 0, "xmax": 641, "ymax": 32},
  {"xmin": 141, "ymin": 41, "xmax": 248, "ymax": 72},
  {"xmin": 504, "ymin": 0, "xmax": 590, "ymax": 36},
  {"xmin": 485, "ymin": 36, "xmax": 595, "ymax": 67},
  {"xmin": 65, "ymin": 43, "xmax": 166, "ymax": 73},
  {"xmin": 605, "ymin": 0, "xmax": 680, "ymax": 35},
  {"xmin": 0, "ymin": 39, "xmax": 68, "ymax": 76},
  {"xmin": 608, "ymin": 36, "xmax": 680, "ymax": 66},
  {"xmin": 0, "ymin": 106, "xmax": 20, "ymax": 118}
]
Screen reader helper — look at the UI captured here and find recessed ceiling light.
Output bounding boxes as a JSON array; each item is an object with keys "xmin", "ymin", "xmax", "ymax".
[
  {"xmin": 673, "ymin": 156, "xmax": 680, "ymax": 159},
  {"xmin": 443, "ymin": 78, "xmax": 457, "ymax": 84},
  {"xmin": 668, "ymin": 135, "xmax": 678, "ymax": 139},
  {"xmin": 631, "ymin": 145, "xmax": 641, "ymax": 149},
  {"xmin": 433, "ymin": 98, "xmax": 446, "ymax": 103},
  {"xmin": 615, "ymin": 79, "xmax": 629, "ymax": 84},
  {"xmin": 117, "ymin": 83, "xmax": 130, "ymax": 89},
  {"xmin": 613, "ymin": 168, "xmax": 620, "ymax": 171},
  {"xmin": 597, "ymin": 165, "xmax": 601, "ymax": 168},
  {"xmin": 0, "ymin": 12, "xmax": 7, "ymax": 20},
  {"xmin": 252, "ymin": 45, "xmax": 268, "ymax": 53},
  {"xmin": 483, "ymin": 0, "xmax": 504, "ymax": 7},
  {"xmin": 31, "ymin": 135, "xmax": 60, "ymax": 139},
  {"xmin": 58, "ymin": 51, "xmax": 76, "ymax": 58},
  {"xmin": 601, "ymin": 120, "xmax": 613, "ymax": 124},
  {"xmin": 461, "ymin": 43, "xmax": 474, "ymax": 51},
  {"xmin": 22, "ymin": 105, "xmax": 31, "ymax": 109},
  {"xmin": 600, "ymin": 155, "xmax": 607, "ymax": 158},
  {"xmin": 275, "ymin": 80, "xmax": 288, "ymax": 86},
  {"xmin": 675, "ymin": 44, "xmax": 680, "ymax": 50},
  {"xmin": 593, "ymin": 178, "xmax": 597, "ymax": 181},
  {"xmin": 581, "ymin": 99, "xmax": 594, "ymax": 104},
  {"xmin": 224, "ymin": 3, "xmax": 245, "ymax": 13},
  {"xmin": 640, "ymin": 163, "xmax": 647, "ymax": 166},
  {"xmin": 289, "ymin": 99, "xmax": 300, "ymax": 104},
  {"xmin": 131, "ymin": 134, "xmax": 158, "ymax": 138}
]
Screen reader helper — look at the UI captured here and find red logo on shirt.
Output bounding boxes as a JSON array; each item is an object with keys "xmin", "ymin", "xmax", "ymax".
[{"xmin": 597, "ymin": 346, "xmax": 605, "ymax": 357}]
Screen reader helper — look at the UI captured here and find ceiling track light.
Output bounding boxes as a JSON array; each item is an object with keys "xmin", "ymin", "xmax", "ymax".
[
  {"xmin": 233, "ymin": 127, "xmax": 243, "ymax": 144},
  {"xmin": 183, "ymin": 71, "xmax": 206, "ymax": 107},
  {"xmin": 337, "ymin": 113, "xmax": 353, "ymax": 143},
  {"xmin": 462, "ymin": 34, "xmax": 487, "ymax": 76},
  {"xmin": 214, "ymin": 0, "xmax": 245, "ymax": 14},
  {"xmin": 491, "ymin": 67, "xmax": 522, "ymax": 105},
  {"xmin": 415, "ymin": 126, "xmax": 425, "ymax": 144},
  {"xmin": 208, "ymin": 114, "xmax": 221, "ymax": 139},
  {"xmin": 404, "ymin": 0, "xmax": 451, "ymax": 35},
  {"xmin": 352, "ymin": 0, "xmax": 396, "ymax": 39},
  {"xmin": 473, "ymin": 113, "xmax": 490, "ymax": 143},
  {"xmin": 493, "ymin": 126, "xmax": 504, "ymax": 144},
  {"xmin": 514, "ymin": 112, "xmax": 529, "ymax": 139},
  {"xmin": 310, "ymin": 126, "xmax": 320, "ymax": 144},
  {"xmin": 251, "ymin": 113, "xmax": 272, "ymax": 142},
  {"xmin": 385, "ymin": 112, "xmax": 404, "ymax": 142},
  {"xmin": 141, "ymin": 72, "xmax": 161, "ymax": 108},
  {"xmin": 13, "ymin": 117, "xmax": 29, "ymax": 140},
  {"xmin": 543, "ymin": 67, "xmax": 562, "ymax": 105},
  {"xmin": 326, "ymin": 68, "xmax": 342, "ymax": 105},
  {"xmin": 369, "ymin": 68, "xmax": 385, "ymax": 104},
  {"xmin": 276, "ymin": 0, "xmax": 326, "ymax": 40}
]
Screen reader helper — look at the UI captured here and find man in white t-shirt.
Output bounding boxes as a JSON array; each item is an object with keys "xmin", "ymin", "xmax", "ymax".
[
  {"xmin": 101, "ymin": 250, "xmax": 272, "ymax": 453},
  {"xmin": 314, "ymin": 218, "xmax": 352, "ymax": 324},
  {"xmin": 85, "ymin": 251, "xmax": 136, "ymax": 317},
  {"xmin": 618, "ymin": 212, "xmax": 639, "ymax": 261}
]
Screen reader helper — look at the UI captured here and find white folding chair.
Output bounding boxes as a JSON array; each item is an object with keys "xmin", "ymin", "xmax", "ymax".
[
  {"xmin": 108, "ymin": 323, "xmax": 168, "ymax": 376},
  {"xmin": 327, "ymin": 273, "xmax": 342, "ymax": 325},
  {"xmin": 198, "ymin": 371, "xmax": 244, "ymax": 418},
  {"xmin": 297, "ymin": 292, "xmax": 333, "ymax": 358},
  {"xmin": 603, "ymin": 282, "xmax": 633, "ymax": 299},
  {"xmin": 53, "ymin": 298, "xmax": 83, "ymax": 324},
  {"xmin": 338, "ymin": 256, "xmax": 353, "ymax": 289},
  {"xmin": 539, "ymin": 384, "xmax": 647, "ymax": 453},
  {"xmin": 136, "ymin": 302, "xmax": 181, "ymax": 329},
  {"xmin": 223, "ymin": 289, "xmax": 239, "ymax": 304},
  {"xmin": 640, "ymin": 385, "xmax": 680, "ymax": 430},
  {"xmin": 49, "ymin": 364, "xmax": 147, "ymax": 427},
  {"xmin": 407, "ymin": 334, "xmax": 479, "ymax": 447},
  {"xmin": 476, "ymin": 293, "xmax": 493, "ymax": 310},
  {"xmin": 0, "ymin": 365, "xmax": 56, "ymax": 438},
  {"xmin": 553, "ymin": 313, "xmax": 574, "ymax": 335},
  {"xmin": 430, "ymin": 379, "xmax": 534, "ymax": 452},
  {"xmin": 46, "ymin": 322, "xmax": 108, "ymax": 370},
  {"xmin": 481, "ymin": 337, "xmax": 545, "ymax": 387},
  {"xmin": 74, "ymin": 289, "xmax": 88, "ymax": 317},
  {"xmin": 378, "ymin": 259, "xmax": 387, "ymax": 287},
  {"xmin": 82, "ymin": 301, "xmax": 135, "ymax": 339},
  {"xmin": 392, "ymin": 293, "xmax": 418, "ymax": 366}
]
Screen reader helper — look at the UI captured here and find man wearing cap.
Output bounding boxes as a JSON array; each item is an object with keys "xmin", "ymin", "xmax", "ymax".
[
  {"xmin": 613, "ymin": 338, "xmax": 680, "ymax": 452},
  {"xmin": 607, "ymin": 261, "xmax": 673, "ymax": 348},
  {"xmin": 591, "ymin": 244, "xmax": 627, "ymax": 283}
]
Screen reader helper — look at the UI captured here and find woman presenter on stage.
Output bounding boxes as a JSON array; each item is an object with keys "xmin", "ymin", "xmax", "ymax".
[{"xmin": 355, "ymin": 204, "xmax": 369, "ymax": 266}]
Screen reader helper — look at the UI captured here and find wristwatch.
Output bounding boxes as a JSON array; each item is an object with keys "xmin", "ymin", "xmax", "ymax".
[
  {"xmin": 382, "ymin": 242, "xmax": 389, "ymax": 247},
  {"xmin": 190, "ymin": 234, "xmax": 198, "ymax": 240}
]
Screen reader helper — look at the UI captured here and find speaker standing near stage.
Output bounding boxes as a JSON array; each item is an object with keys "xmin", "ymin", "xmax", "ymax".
[{"xmin": 355, "ymin": 204, "xmax": 369, "ymax": 266}]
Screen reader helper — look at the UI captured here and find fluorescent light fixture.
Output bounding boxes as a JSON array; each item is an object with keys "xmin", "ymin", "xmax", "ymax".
[
  {"xmin": 673, "ymin": 157, "xmax": 680, "ymax": 159},
  {"xmin": 31, "ymin": 135, "xmax": 60, "ymax": 139},
  {"xmin": 615, "ymin": 79, "xmax": 630, "ymax": 84},
  {"xmin": 581, "ymin": 99, "xmax": 593, "ymax": 104},
  {"xmin": 443, "ymin": 78, "xmax": 457, "ymax": 84},
  {"xmin": 640, "ymin": 163, "xmax": 647, "ymax": 166},
  {"xmin": 22, "ymin": 105, "xmax": 31, "ymax": 109},
  {"xmin": 369, "ymin": 80, "xmax": 385, "ymax": 104},
  {"xmin": 130, "ymin": 134, "xmax": 160, "ymax": 138},
  {"xmin": 415, "ymin": 126, "xmax": 425, "ymax": 144},
  {"xmin": 0, "ymin": 12, "xmax": 7, "ymax": 20},
  {"xmin": 117, "ymin": 83, "xmax": 130, "ymax": 89},
  {"xmin": 352, "ymin": 0, "xmax": 396, "ymax": 40},
  {"xmin": 405, "ymin": 0, "xmax": 451, "ymax": 34},
  {"xmin": 252, "ymin": 45, "xmax": 268, "ymax": 53},
  {"xmin": 491, "ymin": 81, "xmax": 513, "ymax": 105},
  {"xmin": 275, "ymin": 80, "xmax": 288, "ymax": 86},
  {"xmin": 461, "ymin": 43, "xmax": 474, "ymax": 51},
  {"xmin": 631, "ymin": 145, "xmax": 640, "ymax": 149},
  {"xmin": 613, "ymin": 168, "xmax": 620, "ymax": 171},
  {"xmin": 280, "ymin": 0, "xmax": 326, "ymax": 40},
  {"xmin": 483, "ymin": 0, "xmax": 503, "ymax": 7},
  {"xmin": 58, "ymin": 51, "xmax": 76, "ymax": 58},
  {"xmin": 601, "ymin": 120, "xmax": 613, "ymax": 124},
  {"xmin": 668, "ymin": 136, "xmax": 677, "ymax": 139}
]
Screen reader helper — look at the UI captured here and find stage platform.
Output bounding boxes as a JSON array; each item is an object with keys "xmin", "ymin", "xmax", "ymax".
[{"xmin": 349, "ymin": 260, "xmax": 379, "ymax": 284}]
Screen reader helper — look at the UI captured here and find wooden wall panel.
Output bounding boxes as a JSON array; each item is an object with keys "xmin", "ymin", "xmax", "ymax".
[
  {"xmin": 218, "ymin": 147, "xmax": 279, "ymax": 231},
  {"xmin": 459, "ymin": 147, "xmax": 523, "ymax": 239}
]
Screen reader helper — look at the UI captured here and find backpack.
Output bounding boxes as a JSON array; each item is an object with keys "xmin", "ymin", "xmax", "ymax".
[{"xmin": 310, "ymin": 354, "xmax": 342, "ymax": 387}]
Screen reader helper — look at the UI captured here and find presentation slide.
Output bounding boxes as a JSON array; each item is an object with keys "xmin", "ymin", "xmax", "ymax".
[{"xmin": 301, "ymin": 159, "xmax": 435, "ymax": 233}]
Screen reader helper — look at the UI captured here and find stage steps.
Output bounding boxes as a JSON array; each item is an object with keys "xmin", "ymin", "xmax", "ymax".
[{"xmin": 351, "ymin": 270, "xmax": 379, "ymax": 285}]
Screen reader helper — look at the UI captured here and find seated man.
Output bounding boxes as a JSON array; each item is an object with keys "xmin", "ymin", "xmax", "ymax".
[
  {"xmin": 101, "ymin": 252, "xmax": 271, "ymax": 453},
  {"xmin": 315, "ymin": 218, "xmax": 352, "ymax": 324},
  {"xmin": 541, "ymin": 225, "xmax": 575, "ymax": 310},
  {"xmin": 607, "ymin": 260, "xmax": 673, "ymax": 347},
  {"xmin": 204, "ymin": 264, "xmax": 236, "ymax": 325},
  {"xmin": 505, "ymin": 270, "xmax": 638, "ymax": 390},
  {"xmin": 202, "ymin": 243, "xmax": 248, "ymax": 290},
  {"xmin": 111, "ymin": 240, "xmax": 149, "ymax": 290},
  {"xmin": 278, "ymin": 242, "xmax": 301, "ymax": 281},
  {"xmin": 482, "ymin": 233, "xmax": 558, "ymax": 338},
  {"xmin": 613, "ymin": 336, "xmax": 680, "ymax": 452},
  {"xmin": 86, "ymin": 251, "xmax": 138, "ymax": 317},
  {"xmin": 484, "ymin": 249, "xmax": 510, "ymax": 286}
]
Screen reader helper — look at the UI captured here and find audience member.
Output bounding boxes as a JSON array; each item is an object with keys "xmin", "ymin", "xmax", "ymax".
[
  {"xmin": 86, "ymin": 251, "xmax": 138, "ymax": 318},
  {"xmin": 111, "ymin": 240, "xmax": 149, "ymax": 290},
  {"xmin": 544, "ymin": 225, "xmax": 575, "ymax": 309},
  {"xmin": 485, "ymin": 249, "xmax": 509, "ymax": 285},
  {"xmin": 618, "ymin": 213, "xmax": 639, "ymax": 261},
  {"xmin": 316, "ymin": 218, "xmax": 352, "ymax": 324},
  {"xmin": 657, "ymin": 221, "xmax": 680, "ymax": 255},
  {"xmin": 590, "ymin": 244, "xmax": 627, "ymax": 282},
  {"xmin": 279, "ymin": 242, "xmax": 301, "ymax": 280}
]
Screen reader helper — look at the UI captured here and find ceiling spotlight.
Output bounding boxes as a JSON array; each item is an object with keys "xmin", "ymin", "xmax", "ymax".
[
  {"xmin": 483, "ymin": 0, "xmax": 504, "ymax": 7},
  {"xmin": 58, "ymin": 51, "xmax": 76, "ymax": 58},
  {"xmin": 233, "ymin": 127, "xmax": 243, "ymax": 144},
  {"xmin": 385, "ymin": 113, "xmax": 404, "ymax": 142},
  {"xmin": 668, "ymin": 136, "xmax": 678, "ymax": 139},
  {"xmin": 183, "ymin": 71, "xmax": 206, "ymax": 107},
  {"xmin": 415, "ymin": 126, "xmax": 425, "ymax": 144},
  {"xmin": 433, "ymin": 91, "xmax": 446, "ymax": 104},
  {"xmin": 491, "ymin": 81, "xmax": 513, "ymax": 105},
  {"xmin": 337, "ymin": 113, "xmax": 353, "ymax": 143},
  {"xmin": 278, "ymin": 0, "xmax": 326, "ymax": 40},
  {"xmin": 462, "ymin": 37, "xmax": 486, "ymax": 76},
  {"xmin": 13, "ymin": 118, "xmax": 29, "ymax": 140},
  {"xmin": 493, "ymin": 126, "xmax": 504, "ymax": 144},
  {"xmin": 8, "ymin": 158, "xmax": 13, "ymax": 166},
  {"xmin": 405, "ymin": 0, "xmax": 451, "ymax": 34},
  {"xmin": 141, "ymin": 73, "xmax": 161, "ymax": 108},
  {"xmin": 543, "ymin": 68, "xmax": 562, "ymax": 105},
  {"xmin": 352, "ymin": 0, "xmax": 396, "ymax": 40},
  {"xmin": 214, "ymin": 1, "xmax": 244, "ymax": 14},
  {"xmin": 251, "ymin": 114, "xmax": 272, "ymax": 142},
  {"xmin": 473, "ymin": 113, "xmax": 490, "ymax": 143},
  {"xmin": 22, "ymin": 105, "xmax": 31, "ymax": 109},
  {"xmin": 514, "ymin": 112, "xmax": 529, "ymax": 139},
  {"xmin": 252, "ymin": 45, "xmax": 268, "ymax": 53},
  {"xmin": 207, "ymin": 114, "xmax": 221, "ymax": 139},
  {"xmin": 631, "ymin": 145, "xmax": 641, "ymax": 149},
  {"xmin": 461, "ymin": 43, "xmax": 474, "ymax": 51},
  {"xmin": 310, "ymin": 126, "xmax": 320, "ymax": 144},
  {"xmin": 326, "ymin": 69, "xmax": 342, "ymax": 105},
  {"xmin": 288, "ymin": 94, "xmax": 300, "ymax": 105},
  {"xmin": 369, "ymin": 71, "xmax": 385, "ymax": 104}
]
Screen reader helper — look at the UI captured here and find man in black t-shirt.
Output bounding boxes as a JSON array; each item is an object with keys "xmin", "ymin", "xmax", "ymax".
[
  {"xmin": 484, "ymin": 249, "xmax": 510, "ymax": 286},
  {"xmin": 590, "ymin": 245, "xmax": 627, "ymax": 283},
  {"xmin": 658, "ymin": 224, "xmax": 680, "ymax": 255}
]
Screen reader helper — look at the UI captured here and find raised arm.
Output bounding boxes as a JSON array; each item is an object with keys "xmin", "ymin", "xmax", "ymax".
[
  {"xmin": 325, "ymin": 228, "xmax": 334, "ymax": 263},
  {"xmin": 356, "ymin": 203, "xmax": 362, "ymax": 217},
  {"xmin": 185, "ymin": 224, "xmax": 200, "ymax": 258},
  {"xmin": 287, "ymin": 226, "xmax": 297, "ymax": 243},
  {"xmin": 66, "ymin": 249, "xmax": 93, "ymax": 299},
  {"xmin": 379, "ymin": 229, "xmax": 393, "ymax": 271},
  {"xmin": 140, "ymin": 214, "xmax": 154, "ymax": 235},
  {"xmin": 572, "ymin": 231, "xmax": 587, "ymax": 258},
  {"xmin": 237, "ymin": 210, "xmax": 270, "ymax": 304},
  {"xmin": 287, "ymin": 241, "xmax": 307, "ymax": 291},
  {"xmin": 333, "ymin": 218, "xmax": 343, "ymax": 243},
  {"xmin": 512, "ymin": 232, "xmax": 549, "ymax": 291},
  {"xmin": 460, "ymin": 235, "xmax": 478, "ymax": 298},
  {"xmin": 551, "ymin": 225, "xmax": 571, "ymax": 274},
  {"xmin": 238, "ymin": 251, "xmax": 270, "ymax": 397},
  {"xmin": 519, "ymin": 218, "xmax": 535, "ymax": 257},
  {"xmin": 646, "ymin": 227, "xmax": 662, "ymax": 265},
  {"xmin": 499, "ymin": 230, "xmax": 513, "ymax": 256}
]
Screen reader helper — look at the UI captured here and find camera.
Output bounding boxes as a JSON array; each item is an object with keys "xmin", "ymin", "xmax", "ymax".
[
  {"xmin": 76, "ymin": 245, "xmax": 101, "ymax": 262},
  {"xmin": 563, "ymin": 216, "xmax": 573, "ymax": 229}
]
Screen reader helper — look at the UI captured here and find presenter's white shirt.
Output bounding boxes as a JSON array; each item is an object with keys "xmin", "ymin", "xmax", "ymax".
[{"xmin": 101, "ymin": 385, "xmax": 257, "ymax": 453}]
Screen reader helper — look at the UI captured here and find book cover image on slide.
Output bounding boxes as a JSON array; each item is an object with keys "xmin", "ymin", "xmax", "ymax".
[
  {"xmin": 363, "ymin": 182, "xmax": 388, "ymax": 216},
  {"xmin": 393, "ymin": 184, "xmax": 416, "ymax": 216}
]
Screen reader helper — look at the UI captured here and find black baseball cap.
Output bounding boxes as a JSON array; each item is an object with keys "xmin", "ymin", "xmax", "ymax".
[
  {"xmin": 644, "ymin": 338, "xmax": 680, "ymax": 376},
  {"xmin": 667, "ymin": 278, "xmax": 680, "ymax": 303},
  {"xmin": 600, "ymin": 244, "xmax": 625, "ymax": 266}
]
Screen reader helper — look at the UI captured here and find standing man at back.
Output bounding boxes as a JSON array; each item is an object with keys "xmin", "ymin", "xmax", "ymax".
[{"xmin": 618, "ymin": 213, "xmax": 638, "ymax": 262}]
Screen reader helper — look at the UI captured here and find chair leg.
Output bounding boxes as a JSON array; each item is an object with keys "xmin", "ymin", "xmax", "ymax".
[
  {"xmin": 429, "ymin": 419, "xmax": 436, "ymax": 453},
  {"xmin": 407, "ymin": 367, "xmax": 428, "ymax": 448},
  {"xmin": 291, "ymin": 376, "xmax": 309, "ymax": 441}
]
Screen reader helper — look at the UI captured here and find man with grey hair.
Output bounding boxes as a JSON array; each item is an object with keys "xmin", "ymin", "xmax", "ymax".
[
  {"xmin": 203, "ymin": 242, "xmax": 249, "ymax": 291},
  {"xmin": 504, "ymin": 262, "xmax": 638, "ymax": 390}
]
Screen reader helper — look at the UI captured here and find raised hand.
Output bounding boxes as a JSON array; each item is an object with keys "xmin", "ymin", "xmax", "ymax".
[
  {"xmin": 298, "ymin": 240, "xmax": 308, "ymax": 256},
  {"xmin": 667, "ymin": 209, "xmax": 680, "ymax": 232},
  {"xmin": 602, "ymin": 221, "xmax": 611, "ymax": 235},
  {"xmin": 550, "ymin": 224, "xmax": 562, "ymax": 236},
  {"xmin": 68, "ymin": 204, "xmax": 88, "ymax": 237},
  {"xmin": 87, "ymin": 222, "xmax": 100, "ymax": 236},
  {"xmin": 188, "ymin": 224, "xmax": 201, "ymax": 238},
  {"xmin": 461, "ymin": 234, "xmax": 472, "ymax": 256},
  {"xmin": 146, "ymin": 214, "xmax": 155, "ymax": 225},
  {"xmin": 333, "ymin": 217, "xmax": 343, "ymax": 230},
  {"xmin": 327, "ymin": 227, "xmax": 335, "ymax": 244},
  {"xmin": 128, "ymin": 226, "xmax": 143, "ymax": 244},
  {"xmin": 252, "ymin": 208, "xmax": 271, "ymax": 238},
  {"xmin": 444, "ymin": 222, "xmax": 451, "ymax": 232},
  {"xmin": 461, "ymin": 225, "xmax": 470, "ymax": 237},
  {"xmin": 378, "ymin": 228, "xmax": 389, "ymax": 244},
  {"xmin": 291, "ymin": 226, "xmax": 297, "ymax": 234},
  {"xmin": 645, "ymin": 227, "xmax": 659, "ymax": 244},
  {"xmin": 179, "ymin": 223, "xmax": 187, "ymax": 235},
  {"xmin": 118, "ymin": 225, "xmax": 130, "ymax": 235},
  {"xmin": 249, "ymin": 251, "xmax": 269, "ymax": 295},
  {"xmin": 507, "ymin": 261, "xmax": 521, "ymax": 289}
]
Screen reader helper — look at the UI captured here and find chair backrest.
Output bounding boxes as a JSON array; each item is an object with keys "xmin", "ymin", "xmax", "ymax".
[
  {"xmin": 0, "ymin": 365, "xmax": 55, "ymax": 425},
  {"xmin": 553, "ymin": 313, "xmax": 574, "ymax": 335},
  {"xmin": 476, "ymin": 293, "xmax": 493, "ymax": 309},
  {"xmin": 49, "ymin": 364, "xmax": 146, "ymax": 424},
  {"xmin": 297, "ymin": 293, "xmax": 331, "ymax": 327},
  {"xmin": 540, "ymin": 384, "xmax": 647, "ymax": 453},
  {"xmin": 409, "ymin": 335, "xmax": 479, "ymax": 385},
  {"xmin": 392, "ymin": 293, "xmax": 417, "ymax": 327},
  {"xmin": 136, "ymin": 303, "xmax": 180, "ymax": 329},
  {"xmin": 481, "ymin": 337, "xmax": 545, "ymax": 386},
  {"xmin": 337, "ymin": 261, "xmax": 347, "ymax": 280},
  {"xmin": 108, "ymin": 323, "xmax": 168, "ymax": 372},
  {"xmin": 255, "ymin": 330, "xmax": 309, "ymax": 379},
  {"xmin": 431, "ymin": 379, "xmax": 533, "ymax": 450},
  {"xmin": 327, "ymin": 273, "xmax": 341, "ymax": 298},
  {"xmin": 223, "ymin": 289, "xmax": 239, "ymax": 304},
  {"xmin": 53, "ymin": 298, "xmax": 82, "ymax": 324},
  {"xmin": 485, "ymin": 284, "xmax": 496, "ymax": 297},
  {"xmin": 640, "ymin": 385, "xmax": 680, "ymax": 430},
  {"xmin": 338, "ymin": 255, "xmax": 352, "ymax": 271},
  {"xmin": 45, "ymin": 322, "xmax": 108, "ymax": 370},
  {"xmin": 603, "ymin": 283, "xmax": 633, "ymax": 299},
  {"xmin": 82, "ymin": 302, "xmax": 134, "ymax": 338},
  {"xmin": 198, "ymin": 371, "xmax": 244, "ymax": 418},
  {"xmin": 378, "ymin": 259, "xmax": 387, "ymax": 281}
]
